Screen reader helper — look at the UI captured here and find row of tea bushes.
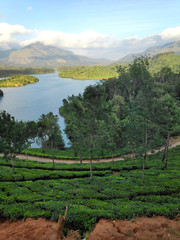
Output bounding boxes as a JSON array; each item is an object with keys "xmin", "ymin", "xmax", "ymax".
[{"xmin": 0, "ymin": 146, "xmax": 179, "ymax": 235}]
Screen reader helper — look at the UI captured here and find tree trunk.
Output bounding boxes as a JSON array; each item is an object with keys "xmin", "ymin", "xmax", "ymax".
[
  {"xmin": 142, "ymin": 129, "xmax": 148, "ymax": 182},
  {"xmin": 90, "ymin": 152, "xmax": 93, "ymax": 180},
  {"xmin": 142, "ymin": 161, "xmax": 145, "ymax": 183},
  {"xmin": 80, "ymin": 151, "xmax": 82, "ymax": 164},
  {"xmin": 51, "ymin": 140, "xmax": 55, "ymax": 169},
  {"xmin": 162, "ymin": 131, "xmax": 170, "ymax": 169},
  {"xmin": 41, "ymin": 137, "xmax": 45, "ymax": 153},
  {"xmin": 90, "ymin": 135, "xmax": 93, "ymax": 180},
  {"xmin": 11, "ymin": 155, "xmax": 15, "ymax": 174},
  {"xmin": 112, "ymin": 151, "xmax": 114, "ymax": 163},
  {"xmin": 26, "ymin": 148, "xmax": 29, "ymax": 167},
  {"xmin": 73, "ymin": 145, "xmax": 77, "ymax": 157},
  {"xmin": 56, "ymin": 205, "xmax": 68, "ymax": 240}
]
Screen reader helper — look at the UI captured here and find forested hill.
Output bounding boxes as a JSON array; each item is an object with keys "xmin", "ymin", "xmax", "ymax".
[
  {"xmin": 0, "ymin": 66, "xmax": 54, "ymax": 78},
  {"xmin": 149, "ymin": 52, "xmax": 180, "ymax": 73},
  {"xmin": 58, "ymin": 65, "xmax": 119, "ymax": 80},
  {"xmin": 0, "ymin": 74, "xmax": 39, "ymax": 87},
  {"xmin": 58, "ymin": 52, "xmax": 180, "ymax": 80}
]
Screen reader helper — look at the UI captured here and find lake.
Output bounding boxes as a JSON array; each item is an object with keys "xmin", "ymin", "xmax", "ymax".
[{"xmin": 0, "ymin": 72, "xmax": 99, "ymax": 146}]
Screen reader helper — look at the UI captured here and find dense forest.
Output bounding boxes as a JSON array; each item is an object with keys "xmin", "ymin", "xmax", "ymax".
[
  {"xmin": 0, "ymin": 74, "xmax": 39, "ymax": 87},
  {"xmin": 57, "ymin": 52, "xmax": 180, "ymax": 80},
  {"xmin": 0, "ymin": 66, "xmax": 54, "ymax": 78},
  {"xmin": 59, "ymin": 56, "xmax": 180, "ymax": 178}
]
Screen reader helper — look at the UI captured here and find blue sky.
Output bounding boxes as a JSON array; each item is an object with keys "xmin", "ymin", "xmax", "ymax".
[{"xmin": 0, "ymin": 0, "xmax": 180, "ymax": 59}]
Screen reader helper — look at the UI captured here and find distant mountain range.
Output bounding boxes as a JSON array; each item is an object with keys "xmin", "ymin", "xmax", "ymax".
[
  {"xmin": 1, "ymin": 41, "xmax": 180, "ymax": 67},
  {"xmin": 0, "ymin": 42, "xmax": 112, "ymax": 67},
  {"xmin": 118, "ymin": 41, "xmax": 180, "ymax": 62}
]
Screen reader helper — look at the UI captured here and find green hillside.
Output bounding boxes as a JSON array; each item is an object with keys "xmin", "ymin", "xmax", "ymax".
[
  {"xmin": 0, "ymin": 65, "xmax": 54, "ymax": 78},
  {"xmin": 0, "ymin": 74, "xmax": 39, "ymax": 87},
  {"xmin": 58, "ymin": 52, "xmax": 180, "ymax": 80},
  {"xmin": 149, "ymin": 52, "xmax": 180, "ymax": 73},
  {"xmin": 58, "ymin": 65, "xmax": 119, "ymax": 80}
]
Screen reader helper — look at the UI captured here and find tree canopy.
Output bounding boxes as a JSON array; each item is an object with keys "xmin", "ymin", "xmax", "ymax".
[{"xmin": 60, "ymin": 56, "xmax": 180, "ymax": 179}]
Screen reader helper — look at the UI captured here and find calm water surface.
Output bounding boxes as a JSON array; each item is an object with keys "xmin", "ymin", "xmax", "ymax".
[{"xmin": 0, "ymin": 72, "xmax": 99, "ymax": 146}]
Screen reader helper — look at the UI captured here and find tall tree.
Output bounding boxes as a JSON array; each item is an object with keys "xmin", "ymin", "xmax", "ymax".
[
  {"xmin": 37, "ymin": 112, "xmax": 64, "ymax": 168},
  {"xmin": 0, "ymin": 111, "xmax": 27, "ymax": 173}
]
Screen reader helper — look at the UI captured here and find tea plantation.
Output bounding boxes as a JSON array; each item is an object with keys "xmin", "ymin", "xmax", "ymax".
[{"xmin": 0, "ymin": 146, "xmax": 180, "ymax": 235}]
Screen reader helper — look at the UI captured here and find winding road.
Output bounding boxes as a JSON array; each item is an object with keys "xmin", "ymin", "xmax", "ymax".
[{"xmin": 14, "ymin": 136, "xmax": 180, "ymax": 164}]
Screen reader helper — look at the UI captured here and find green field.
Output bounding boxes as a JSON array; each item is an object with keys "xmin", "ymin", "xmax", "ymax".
[{"xmin": 0, "ymin": 146, "xmax": 179, "ymax": 236}]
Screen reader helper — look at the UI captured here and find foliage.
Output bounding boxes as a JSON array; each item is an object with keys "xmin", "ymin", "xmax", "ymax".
[
  {"xmin": 0, "ymin": 66, "xmax": 54, "ymax": 78},
  {"xmin": 37, "ymin": 112, "xmax": 65, "ymax": 150},
  {"xmin": 57, "ymin": 53, "xmax": 180, "ymax": 80},
  {"xmin": 58, "ymin": 65, "xmax": 118, "ymax": 80},
  {"xmin": 0, "ymin": 74, "xmax": 39, "ymax": 87},
  {"xmin": 60, "ymin": 56, "xmax": 180, "ymax": 178},
  {"xmin": 0, "ymin": 89, "xmax": 3, "ymax": 96},
  {"xmin": 149, "ymin": 52, "xmax": 180, "ymax": 74}
]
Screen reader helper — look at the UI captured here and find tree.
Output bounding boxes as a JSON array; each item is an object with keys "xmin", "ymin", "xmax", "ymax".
[
  {"xmin": 0, "ymin": 111, "xmax": 27, "ymax": 173},
  {"xmin": 37, "ymin": 112, "xmax": 64, "ymax": 168},
  {"xmin": 24, "ymin": 121, "xmax": 37, "ymax": 166},
  {"xmin": 60, "ymin": 84, "xmax": 109, "ymax": 179},
  {"xmin": 152, "ymin": 94, "xmax": 180, "ymax": 168},
  {"xmin": 119, "ymin": 57, "xmax": 162, "ymax": 181},
  {"xmin": 0, "ymin": 89, "xmax": 3, "ymax": 97},
  {"xmin": 60, "ymin": 95, "xmax": 87, "ymax": 163},
  {"xmin": 154, "ymin": 67, "xmax": 180, "ymax": 168},
  {"xmin": 116, "ymin": 56, "xmax": 151, "ymax": 102}
]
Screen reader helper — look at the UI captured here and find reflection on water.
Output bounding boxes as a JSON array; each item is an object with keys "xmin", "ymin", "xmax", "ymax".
[{"xmin": 0, "ymin": 72, "xmax": 99, "ymax": 146}]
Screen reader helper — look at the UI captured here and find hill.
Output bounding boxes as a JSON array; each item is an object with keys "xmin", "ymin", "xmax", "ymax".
[
  {"xmin": 0, "ymin": 42, "xmax": 112, "ymax": 67},
  {"xmin": 58, "ymin": 65, "xmax": 119, "ymax": 80},
  {"xmin": 0, "ymin": 74, "xmax": 39, "ymax": 87},
  {"xmin": 57, "ymin": 52, "xmax": 180, "ymax": 80},
  {"xmin": 149, "ymin": 52, "xmax": 180, "ymax": 73},
  {"xmin": 118, "ymin": 41, "xmax": 180, "ymax": 62}
]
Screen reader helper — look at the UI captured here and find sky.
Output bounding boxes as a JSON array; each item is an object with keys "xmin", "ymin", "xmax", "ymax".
[{"xmin": 0, "ymin": 0, "xmax": 180, "ymax": 60}]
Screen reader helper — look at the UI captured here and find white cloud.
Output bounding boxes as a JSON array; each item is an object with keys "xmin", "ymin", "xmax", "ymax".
[
  {"xmin": 160, "ymin": 26, "xmax": 180, "ymax": 42},
  {"xmin": 1, "ymin": 22, "xmax": 180, "ymax": 59},
  {"xmin": 0, "ymin": 23, "xmax": 32, "ymax": 50},
  {"xmin": 21, "ymin": 30, "xmax": 110, "ymax": 49},
  {"xmin": 27, "ymin": 6, "xmax": 32, "ymax": 11}
]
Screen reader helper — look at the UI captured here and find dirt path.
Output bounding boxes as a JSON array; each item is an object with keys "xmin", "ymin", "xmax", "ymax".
[
  {"xmin": 14, "ymin": 136, "xmax": 180, "ymax": 164},
  {"xmin": 15, "ymin": 154, "xmax": 125, "ymax": 164},
  {"xmin": 1, "ymin": 136, "xmax": 179, "ymax": 164}
]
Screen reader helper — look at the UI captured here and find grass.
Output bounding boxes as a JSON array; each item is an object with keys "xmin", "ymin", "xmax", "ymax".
[{"xmin": 0, "ymin": 146, "xmax": 180, "ymax": 236}]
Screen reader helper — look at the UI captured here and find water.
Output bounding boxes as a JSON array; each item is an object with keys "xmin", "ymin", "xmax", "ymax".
[{"xmin": 0, "ymin": 72, "xmax": 99, "ymax": 146}]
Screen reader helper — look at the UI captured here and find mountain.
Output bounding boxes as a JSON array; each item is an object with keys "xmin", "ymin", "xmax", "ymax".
[
  {"xmin": 118, "ymin": 41, "xmax": 180, "ymax": 62},
  {"xmin": 149, "ymin": 52, "xmax": 180, "ymax": 73},
  {"xmin": 0, "ymin": 42, "xmax": 112, "ymax": 67}
]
